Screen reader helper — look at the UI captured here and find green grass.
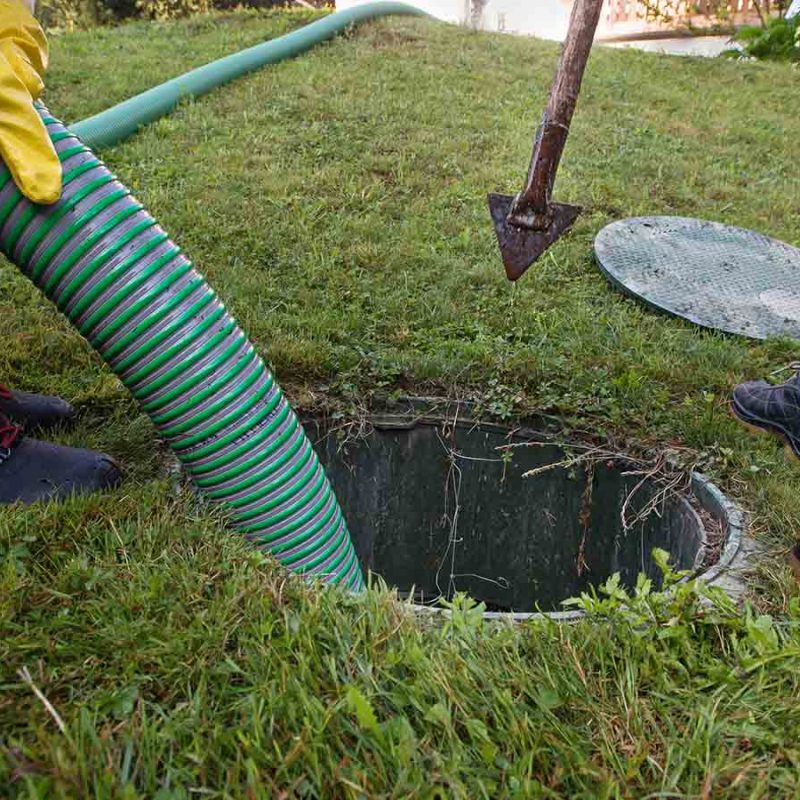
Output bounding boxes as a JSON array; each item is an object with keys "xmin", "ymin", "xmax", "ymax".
[{"xmin": 2, "ymin": 9, "xmax": 800, "ymax": 797}]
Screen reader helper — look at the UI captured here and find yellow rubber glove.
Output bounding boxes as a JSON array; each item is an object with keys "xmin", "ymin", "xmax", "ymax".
[{"xmin": 0, "ymin": 0, "xmax": 60, "ymax": 204}]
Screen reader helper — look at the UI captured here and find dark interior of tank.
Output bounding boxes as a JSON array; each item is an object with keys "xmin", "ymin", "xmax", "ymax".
[{"xmin": 304, "ymin": 416, "xmax": 704, "ymax": 613}]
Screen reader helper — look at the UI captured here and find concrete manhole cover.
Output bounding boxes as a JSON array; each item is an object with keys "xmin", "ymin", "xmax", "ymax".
[{"xmin": 594, "ymin": 216, "xmax": 800, "ymax": 340}]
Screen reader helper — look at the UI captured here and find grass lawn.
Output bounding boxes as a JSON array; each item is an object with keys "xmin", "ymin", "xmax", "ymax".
[{"xmin": 3, "ymin": 9, "xmax": 800, "ymax": 797}]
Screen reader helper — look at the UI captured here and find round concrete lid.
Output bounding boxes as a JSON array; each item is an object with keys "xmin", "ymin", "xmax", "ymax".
[{"xmin": 595, "ymin": 216, "xmax": 800, "ymax": 340}]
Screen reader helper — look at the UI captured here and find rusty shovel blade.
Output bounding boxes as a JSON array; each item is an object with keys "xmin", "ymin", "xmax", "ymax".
[{"xmin": 488, "ymin": 193, "xmax": 581, "ymax": 282}]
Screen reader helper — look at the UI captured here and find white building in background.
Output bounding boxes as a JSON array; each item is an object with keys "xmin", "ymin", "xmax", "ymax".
[
  {"xmin": 336, "ymin": 0, "xmax": 573, "ymax": 40},
  {"xmin": 336, "ymin": 0, "xmax": 772, "ymax": 43}
]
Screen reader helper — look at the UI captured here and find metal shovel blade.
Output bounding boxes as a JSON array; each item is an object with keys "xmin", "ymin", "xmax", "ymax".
[{"xmin": 488, "ymin": 193, "xmax": 582, "ymax": 281}]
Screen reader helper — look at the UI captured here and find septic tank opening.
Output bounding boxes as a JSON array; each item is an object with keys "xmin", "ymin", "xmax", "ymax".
[{"xmin": 303, "ymin": 404, "xmax": 738, "ymax": 615}]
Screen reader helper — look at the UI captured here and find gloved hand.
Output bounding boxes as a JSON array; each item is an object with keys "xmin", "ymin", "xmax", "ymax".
[{"xmin": 0, "ymin": 0, "xmax": 60, "ymax": 204}]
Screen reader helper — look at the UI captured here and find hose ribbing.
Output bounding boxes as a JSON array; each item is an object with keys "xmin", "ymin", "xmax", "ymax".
[{"xmin": 2, "ymin": 107, "xmax": 363, "ymax": 590}]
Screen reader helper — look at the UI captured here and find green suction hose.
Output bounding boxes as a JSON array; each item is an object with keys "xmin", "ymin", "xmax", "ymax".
[
  {"xmin": 1, "ymin": 106, "xmax": 364, "ymax": 588},
  {"xmin": 73, "ymin": 2, "xmax": 426, "ymax": 148},
  {"xmin": 3, "ymin": 6, "xmax": 432, "ymax": 587}
]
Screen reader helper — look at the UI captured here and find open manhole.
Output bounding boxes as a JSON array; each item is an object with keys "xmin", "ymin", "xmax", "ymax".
[{"xmin": 303, "ymin": 402, "xmax": 745, "ymax": 618}]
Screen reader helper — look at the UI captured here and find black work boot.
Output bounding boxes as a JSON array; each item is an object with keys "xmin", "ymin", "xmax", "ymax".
[
  {"xmin": 0, "ymin": 415, "xmax": 122, "ymax": 505},
  {"xmin": 0, "ymin": 385, "xmax": 76, "ymax": 432},
  {"xmin": 731, "ymin": 370, "xmax": 800, "ymax": 459}
]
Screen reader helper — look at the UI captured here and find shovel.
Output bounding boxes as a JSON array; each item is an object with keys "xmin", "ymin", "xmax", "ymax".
[{"xmin": 488, "ymin": 0, "xmax": 604, "ymax": 281}]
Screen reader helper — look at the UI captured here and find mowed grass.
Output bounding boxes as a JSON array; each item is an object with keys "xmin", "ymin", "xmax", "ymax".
[{"xmin": 2, "ymin": 9, "xmax": 800, "ymax": 797}]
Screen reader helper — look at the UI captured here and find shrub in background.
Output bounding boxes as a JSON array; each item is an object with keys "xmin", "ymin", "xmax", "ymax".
[
  {"xmin": 36, "ymin": 0, "xmax": 116, "ymax": 30},
  {"xmin": 37, "ymin": 0, "xmax": 297, "ymax": 29},
  {"xmin": 135, "ymin": 0, "xmax": 212, "ymax": 21},
  {"xmin": 726, "ymin": 13, "xmax": 800, "ymax": 60}
]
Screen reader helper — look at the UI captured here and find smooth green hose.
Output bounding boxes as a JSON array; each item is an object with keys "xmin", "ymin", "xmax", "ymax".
[{"xmin": 73, "ymin": 2, "xmax": 426, "ymax": 148}]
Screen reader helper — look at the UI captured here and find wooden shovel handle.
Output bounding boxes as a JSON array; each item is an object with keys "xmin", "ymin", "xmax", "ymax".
[{"xmin": 508, "ymin": 0, "xmax": 604, "ymax": 230}]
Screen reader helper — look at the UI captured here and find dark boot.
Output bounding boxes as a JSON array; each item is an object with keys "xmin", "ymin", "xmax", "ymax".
[
  {"xmin": 731, "ymin": 370, "xmax": 800, "ymax": 459},
  {"xmin": 0, "ymin": 415, "xmax": 122, "ymax": 505},
  {"xmin": 0, "ymin": 385, "xmax": 76, "ymax": 432}
]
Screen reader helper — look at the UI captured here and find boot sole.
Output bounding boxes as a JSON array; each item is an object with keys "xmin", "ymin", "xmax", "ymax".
[{"xmin": 730, "ymin": 399, "xmax": 800, "ymax": 462}]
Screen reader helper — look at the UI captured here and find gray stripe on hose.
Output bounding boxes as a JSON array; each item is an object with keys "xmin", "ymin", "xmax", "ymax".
[
  {"xmin": 302, "ymin": 515, "xmax": 349, "ymax": 571},
  {"xmin": 53, "ymin": 149, "xmax": 97, "ymax": 180},
  {"xmin": 51, "ymin": 139, "xmax": 101, "ymax": 176},
  {"xmin": 163, "ymin": 369, "xmax": 275, "ymax": 449},
  {"xmin": 50, "ymin": 131, "xmax": 86, "ymax": 155},
  {"xmin": 214, "ymin": 428, "xmax": 315, "ymax": 507},
  {"xmin": 180, "ymin": 391, "xmax": 290, "ymax": 471},
  {"xmin": 139, "ymin": 334, "xmax": 254, "ymax": 416},
  {"xmin": 39, "ymin": 198, "xmax": 152, "ymax": 295},
  {"xmin": 66, "ymin": 238, "xmax": 179, "ymax": 326},
  {"xmin": 114, "ymin": 296, "xmax": 234, "ymax": 384},
  {"xmin": 185, "ymin": 390, "xmax": 296, "ymax": 483},
  {"xmin": 10, "ymin": 163, "xmax": 114, "ymax": 265},
  {"xmin": 341, "ymin": 549, "xmax": 365, "ymax": 588},
  {"xmin": 132, "ymin": 340, "xmax": 255, "ymax": 424},
  {"xmin": 52, "ymin": 132, "xmax": 84, "ymax": 153},
  {"xmin": 202, "ymin": 416, "xmax": 307, "ymax": 497},
  {"xmin": 164, "ymin": 378, "xmax": 284, "ymax": 450},
  {"xmin": 251, "ymin": 487, "xmax": 336, "ymax": 552},
  {"xmin": 260, "ymin": 503, "xmax": 344, "ymax": 571},
  {"xmin": 1, "ymin": 199, "xmax": 43, "ymax": 257},
  {"xmin": 243, "ymin": 465, "xmax": 330, "ymax": 538},
  {"xmin": 27, "ymin": 195, "xmax": 136, "ymax": 292},
  {"xmin": 150, "ymin": 351, "xmax": 266, "ymax": 435},
  {"xmin": 306, "ymin": 519, "xmax": 353, "ymax": 574},
  {"xmin": 94, "ymin": 271, "xmax": 209, "ymax": 356},
  {"xmin": 128, "ymin": 322, "xmax": 249, "ymax": 404},
  {"xmin": 0, "ymin": 182, "xmax": 22, "ymax": 233},
  {"xmin": 270, "ymin": 523, "xmax": 337, "ymax": 568},
  {"xmin": 87, "ymin": 247, "xmax": 192, "ymax": 328}
]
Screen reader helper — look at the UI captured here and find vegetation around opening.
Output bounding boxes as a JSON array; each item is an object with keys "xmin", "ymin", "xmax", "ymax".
[{"xmin": 2, "ymin": 10, "xmax": 800, "ymax": 797}]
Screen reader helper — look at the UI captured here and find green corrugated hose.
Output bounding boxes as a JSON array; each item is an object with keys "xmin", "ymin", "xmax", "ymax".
[{"xmin": 2, "ymin": 4, "xmax": 429, "ymax": 588}]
